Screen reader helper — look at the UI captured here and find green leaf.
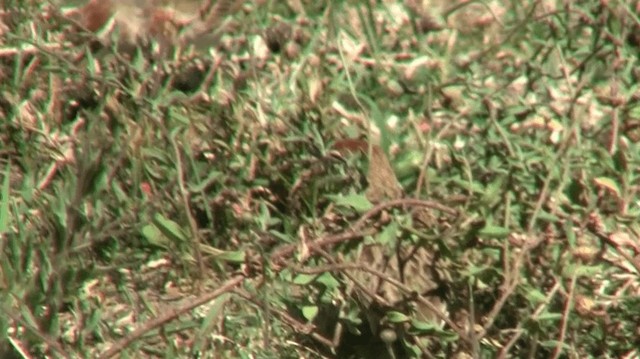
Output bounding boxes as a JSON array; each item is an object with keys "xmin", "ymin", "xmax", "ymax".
[
  {"xmin": 316, "ymin": 272, "xmax": 340, "ymax": 289},
  {"xmin": 152, "ymin": 214, "xmax": 188, "ymax": 243},
  {"xmin": 199, "ymin": 243, "xmax": 246, "ymax": 264},
  {"xmin": 141, "ymin": 224, "xmax": 168, "ymax": 248},
  {"xmin": 482, "ymin": 176, "xmax": 504, "ymax": 205},
  {"xmin": 568, "ymin": 264, "xmax": 604, "ymax": 277},
  {"xmin": 394, "ymin": 150, "xmax": 423, "ymax": 179},
  {"xmin": 539, "ymin": 340, "xmax": 571, "ymax": 349},
  {"xmin": 452, "ymin": 178, "xmax": 485, "ymax": 194},
  {"xmin": 525, "ymin": 288, "xmax": 548, "ymax": 304},
  {"xmin": 408, "ymin": 319, "xmax": 457, "ymax": 341},
  {"xmin": 386, "ymin": 311, "xmax": 410, "ymax": 323},
  {"xmin": 85, "ymin": 46, "xmax": 97, "ymax": 77},
  {"xmin": 593, "ymin": 177, "xmax": 621, "ymax": 198},
  {"xmin": 190, "ymin": 170, "xmax": 224, "ymax": 192},
  {"xmin": 464, "ymin": 263, "xmax": 491, "ymax": 277},
  {"xmin": 269, "ymin": 230, "xmax": 294, "ymax": 243},
  {"xmin": 279, "ymin": 269, "xmax": 293, "ymax": 282},
  {"xmin": 404, "ymin": 341, "xmax": 422, "ymax": 357},
  {"xmin": 478, "ymin": 224, "xmax": 510, "ymax": 238},
  {"xmin": 194, "ymin": 293, "xmax": 231, "ymax": 352},
  {"xmin": 537, "ymin": 210, "xmax": 560, "ymax": 223},
  {"xmin": 326, "ymin": 193, "xmax": 374, "ymax": 212},
  {"xmin": 377, "ymin": 221, "xmax": 398, "ymax": 245},
  {"xmin": 293, "ymin": 274, "xmax": 317, "ymax": 285},
  {"xmin": 302, "ymin": 305, "xmax": 319, "ymax": 321},
  {"xmin": 0, "ymin": 163, "xmax": 10, "ymax": 233},
  {"xmin": 410, "ymin": 319, "xmax": 439, "ymax": 331},
  {"xmin": 212, "ymin": 250, "xmax": 245, "ymax": 263},
  {"xmin": 563, "ymin": 220, "xmax": 576, "ymax": 247},
  {"xmin": 85, "ymin": 308, "xmax": 102, "ymax": 334},
  {"xmin": 536, "ymin": 312, "xmax": 562, "ymax": 322}
]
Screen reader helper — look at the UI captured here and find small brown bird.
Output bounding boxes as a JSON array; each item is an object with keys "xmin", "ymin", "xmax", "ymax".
[{"xmin": 333, "ymin": 138, "xmax": 449, "ymax": 356}]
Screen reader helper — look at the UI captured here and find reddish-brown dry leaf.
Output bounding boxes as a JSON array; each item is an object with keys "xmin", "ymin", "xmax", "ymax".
[{"xmin": 78, "ymin": 0, "xmax": 114, "ymax": 32}]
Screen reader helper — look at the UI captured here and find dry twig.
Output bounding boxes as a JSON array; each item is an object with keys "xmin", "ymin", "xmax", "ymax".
[{"xmin": 98, "ymin": 275, "xmax": 245, "ymax": 359}]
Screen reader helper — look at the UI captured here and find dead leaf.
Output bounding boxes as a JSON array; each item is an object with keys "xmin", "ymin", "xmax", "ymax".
[
  {"xmin": 333, "ymin": 139, "xmax": 403, "ymax": 202},
  {"xmin": 366, "ymin": 145, "xmax": 403, "ymax": 202}
]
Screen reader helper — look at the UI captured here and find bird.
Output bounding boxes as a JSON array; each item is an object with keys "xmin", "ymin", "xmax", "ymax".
[{"xmin": 333, "ymin": 139, "xmax": 449, "ymax": 357}]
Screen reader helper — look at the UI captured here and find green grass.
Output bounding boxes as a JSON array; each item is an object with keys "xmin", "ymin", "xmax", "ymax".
[{"xmin": 1, "ymin": 0, "xmax": 640, "ymax": 358}]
